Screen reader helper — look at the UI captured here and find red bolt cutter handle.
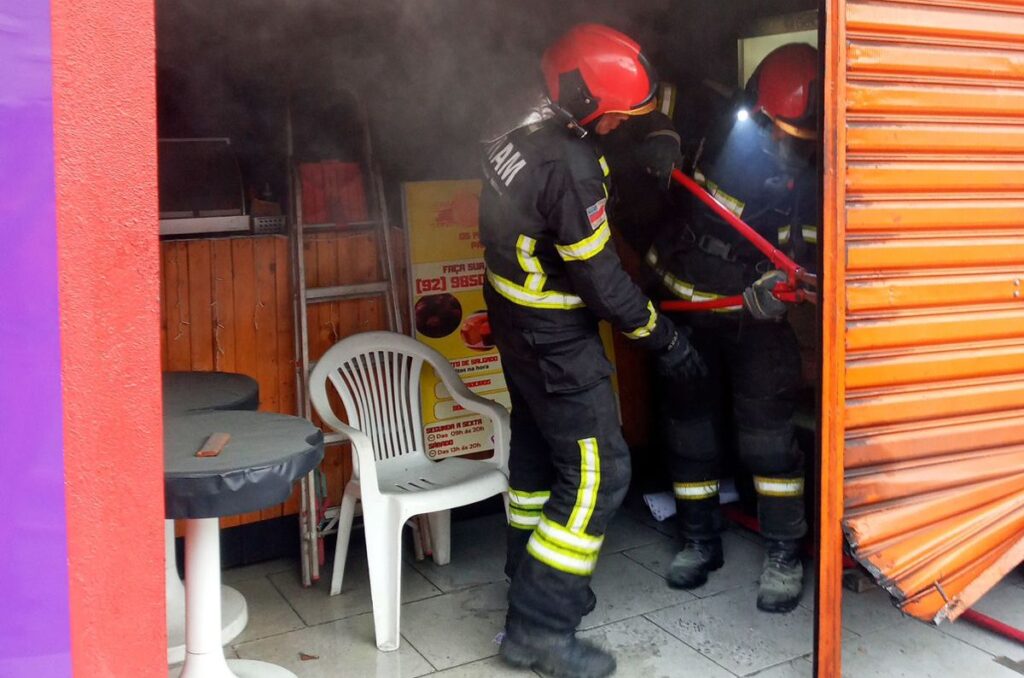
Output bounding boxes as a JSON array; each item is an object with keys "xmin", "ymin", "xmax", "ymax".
[{"xmin": 660, "ymin": 169, "xmax": 817, "ymax": 313}]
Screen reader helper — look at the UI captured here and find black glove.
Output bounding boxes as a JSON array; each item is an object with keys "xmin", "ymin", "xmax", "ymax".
[
  {"xmin": 743, "ymin": 270, "xmax": 788, "ymax": 321},
  {"xmin": 656, "ymin": 327, "xmax": 707, "ymax": 382},
  {"xmin": 639, "ymin": 130, "xmax": 683, "ymax": 189}
]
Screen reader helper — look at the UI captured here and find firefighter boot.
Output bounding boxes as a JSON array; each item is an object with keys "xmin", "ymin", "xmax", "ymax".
[
  {"xmin": 667, "ymin": 537, "xmax": 724, "ymax": 589},
  {"xmin": 584, "ymin": 587, "xmax": 597, "ymax": 616},
  {"xmin": 500, "ymin": 627, "xmax": 616, "ymax": 678},
  {"xmin": 757, "ymin": 539, "xmax": 804, "ymax": 613}
]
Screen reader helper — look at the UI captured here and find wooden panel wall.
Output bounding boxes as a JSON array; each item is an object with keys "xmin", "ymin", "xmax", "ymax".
[{"xmin": 160, "ymin": 231, "xmax": 397, "ymax": 529}]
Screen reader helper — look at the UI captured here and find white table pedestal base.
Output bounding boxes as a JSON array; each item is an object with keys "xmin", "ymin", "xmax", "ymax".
[
  {"xmin": 176, "ymin": 518, "xmax": 296, "ymax": 678},
  {"xmin": 167, "ymin": 520, "xmax": 248, "ymax": 664},
  {"xmin": 172, "ymin": 658, "xmax": 296, "ymax": 678}
]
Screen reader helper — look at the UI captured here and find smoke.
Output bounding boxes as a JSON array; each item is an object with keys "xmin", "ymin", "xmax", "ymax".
[{"xmin": 155, "ymin": 0, "xmax": 816, "ymax": 193}]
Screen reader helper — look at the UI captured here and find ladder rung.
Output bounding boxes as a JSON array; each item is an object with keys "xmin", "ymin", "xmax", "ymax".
[{"xmin": 305, "ymin": 281, "xmax": 389, "ymax": 302}]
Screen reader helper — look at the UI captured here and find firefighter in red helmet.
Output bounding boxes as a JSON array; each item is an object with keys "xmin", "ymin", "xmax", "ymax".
[
  {"xmin": 644, "ymin": 43, "xmax": 820, "ymax": 613},
  {"xmin": 479, "ymin": 23, "xmax": 704, "ymax": 677}
]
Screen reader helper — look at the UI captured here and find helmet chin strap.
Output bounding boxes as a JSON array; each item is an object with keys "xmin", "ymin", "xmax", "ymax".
[{"xmin": 547, "ymin": 100, "xmax": 589, "ymax": 139}]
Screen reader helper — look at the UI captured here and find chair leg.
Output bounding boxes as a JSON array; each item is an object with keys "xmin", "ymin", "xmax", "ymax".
[
  {"xmin": 427, "ymin": 510, "xmax": 451, "ymax": 566},
  {"xmin": 330, "ymin": 484, "xmax": 359, "ymax": 596},
  {"xmin": 363, "ymin": 502, "xmax": 403, "ymax": 652},
  {"xmin": 501, "ymin": 492, "xmax": 511, "ymax": 524}
]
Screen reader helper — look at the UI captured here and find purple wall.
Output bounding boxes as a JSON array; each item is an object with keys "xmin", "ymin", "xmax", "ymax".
[{"xmin": 0, "ymin": 1, "xmax": 72, "ymax": 676}]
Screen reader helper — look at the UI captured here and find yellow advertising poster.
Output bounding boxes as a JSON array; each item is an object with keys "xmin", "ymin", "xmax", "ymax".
[{"xmin": 403, "ymin": 180, "xmax": 509, "ymax": 459}]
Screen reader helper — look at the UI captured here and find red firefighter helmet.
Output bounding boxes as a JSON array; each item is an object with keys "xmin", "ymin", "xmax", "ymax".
[
  {"xmin": 542, "ymin": 24, "xmax": 658, "ymax": 127},
  {"xmin": 746, "ymin": 43, "xmax": 819, "ymax": 140}
]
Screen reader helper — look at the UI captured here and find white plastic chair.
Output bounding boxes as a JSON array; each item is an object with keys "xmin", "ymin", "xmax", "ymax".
[{"xmin": 309, "ymin": 331, "xmax": 509, "ymax": 651}]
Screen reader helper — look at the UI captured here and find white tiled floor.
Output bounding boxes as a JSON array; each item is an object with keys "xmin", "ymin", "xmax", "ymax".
[{"xmin": 207, "ymin": 511, "xmax": 1024, "ymax": 678}]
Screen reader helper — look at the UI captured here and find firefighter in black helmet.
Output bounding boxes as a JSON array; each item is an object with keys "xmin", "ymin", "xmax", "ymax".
[
  {"xmin": 479, "ymin": 23, "xmax": 705, "ymax": 678},
  {"xmin": 644, "ymin": 43, "xmax": 820, "ymax": 613}
]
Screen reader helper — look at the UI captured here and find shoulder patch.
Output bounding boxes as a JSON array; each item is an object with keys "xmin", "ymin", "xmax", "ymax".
[{"xmin": 586, "ymin": 198, "xmax": 608, "ymax": 231}]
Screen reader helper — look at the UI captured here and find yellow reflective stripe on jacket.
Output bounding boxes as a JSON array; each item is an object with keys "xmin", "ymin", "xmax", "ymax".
[
  {"xmin": 556, "ymin": 222, "xmax": 611, "ymax": 262},
  {"xmin": 598, "ymin": 156, "xmax": 610, "ymax": 177},
  {"xmin": 645, "ymin": 247, "xmax": 744, "ymax": 311},
  {"xmin": 508, "ymin": 489, "xmax": 550, "ymax": 531},
  {"xmin": 624, "ymin": 301, "xmax": 658, "ymax": 340},
  {"xmin": 567, "ymin": 438, "xmax": 600, "ymax": 533},
  {"xmin": 527, "ymin": 530, "xmax": 598, "ymax": 576},
  {"xmin": 659, "ymin": 82, "xmax": 677, "ymax": 118},
  {"xmin": 509, "ymin": 506, "xmax": 542, "ymax": 530},
  {"xmin": 705, "ymin": 178, "xmax": 745, "ymax": 217},
  {"xmin": 753, "ymin": 476, "xmax": 805, "ymax": 498},
  {"xmin": 516, "ymin": 235, "xmax": 546, "ymax": 292},
  {"xmin": 486, "ymin": 270, "xmax": 586, "ymax": 310},
  {"xmin": 509, "ymin": 488, "xmax": 550, "ymax": 507},
  {"xmin": 779, "ymin": 225, "xmax": 818, "ymax": 246},
  {"xmin": 537, "ymin": 515, "xmax": 603, "ymax": 554},
  {"xmin": 674, "ymin": 480, "xmax": 720, "ymax": 500},
  {"xmin": 526, "ymin": 514, "xmax": 604, "ymax": 576}
]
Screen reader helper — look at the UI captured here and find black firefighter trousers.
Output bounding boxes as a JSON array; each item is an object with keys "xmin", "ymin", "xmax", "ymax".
[
  {"xmin": 659, "ymin": 316, "xmax": 807, "ymax": 543},
  {"xmin": 490, "ymin": 313, "xmax": 629, "ymax": 638}
]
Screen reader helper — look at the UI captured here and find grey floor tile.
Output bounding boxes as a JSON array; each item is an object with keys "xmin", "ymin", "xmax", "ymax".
[
  {"xmin": 843, "ymin": 616, "xmax": 1020, "ymax": 678},
  {"xmin": 646, "ymin": 585, "xmax": 817, "ymax": 676},
  {"xmin": 271, "ymin": 540, "xmax": 441, "ymax": 626},
  {"xmin": 580, "ymin": 616, "xmax": 734, "ymax": 677},
  {"xmin": 1003, "ymin": 565, "xmax": 1024, "ymax": 589},
  {"xmin": 619, "ymin": 496, "xmax": 678, "ymax": 537},
  {"xmin": 222, "ymin": 558, "xmax": 299, "ymax": 586},
  {"xmin": 623, "ymin": 530, "xmax": 765, "ymax": 599},
  {"xmin": 428, "ymin": 656, "xmax": 539, "ymax": 677},
  {"xmin": 235, "ymin": 612, "xmax": 433, "ymax": 678},
  {"xmin": 400, "ymin": 582, "xmax": 509, "ymax": 670},
  {"xmin": 650, "ymin": 519, "xmax": 678, "ymax": 538},
  {"xmin": 230, "ymin": 577, "xmax": 306, "ymax": 645},
  {"xmin": 583, "ymin": 553, "xmax": 697, "ymax": 630},
  {"xmin": 937, "ymin": 579, "xmax": 1024, "ymax": 662},
  {"xmin": 798, "ymin": 583, "xmax": 909, "ymax": 639},
  {"xmin": 601, "ymin": 512, "xmax": 667, "ymax": 554},
  {"xmin": 729, "ymin": 524, "xmax": 766, "ymax": 546},
  {"xmin": 748, "ymin": 657, "xmax": 812, "ymax": 678},
  {"xmin": 410, "ymin": 514, "xmax": 507, "ymax": 593}
]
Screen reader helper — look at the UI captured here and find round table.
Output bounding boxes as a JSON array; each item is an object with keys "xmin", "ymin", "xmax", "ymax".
[
  {"xmin": 163, "ymin": 371, "xmax": 261, "ymax": 415},
  {"xmin": 163, "ymin": 372, "xmax": 260, "ymax": 664},
  {"xmin": 165, "ymin": 410, "xmax": 323, "ymax": 678}
]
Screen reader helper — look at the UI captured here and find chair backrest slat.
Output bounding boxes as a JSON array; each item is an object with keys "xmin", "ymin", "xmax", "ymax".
[
  {"xmin": 385, "ymin": 352, "xmax": 403, "ymax": 458},
  {"xmin": 380, "ymin": 350, "xmax": 400, "ymax": 460},
  {"xmin": 409, "ymin": 356, "xmax": 425, "ymax": 454},
  {"xmin": 396, "ymin": 353, "xmax": 415, "ymax": 455}
]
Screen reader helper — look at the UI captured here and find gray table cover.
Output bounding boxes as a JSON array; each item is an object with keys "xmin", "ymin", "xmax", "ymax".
[
  {"xmin": 164, "ymin": 411, "xmax": 324, "ymax": 519},
  {"xmin": 162, "ymin": 371, "xmax": 260, "ymax": 415}
]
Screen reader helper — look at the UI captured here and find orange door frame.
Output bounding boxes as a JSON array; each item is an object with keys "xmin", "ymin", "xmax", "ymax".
[{"xmin": 816, "ymin": 0, "xmax": 847, "ymax": 676}]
